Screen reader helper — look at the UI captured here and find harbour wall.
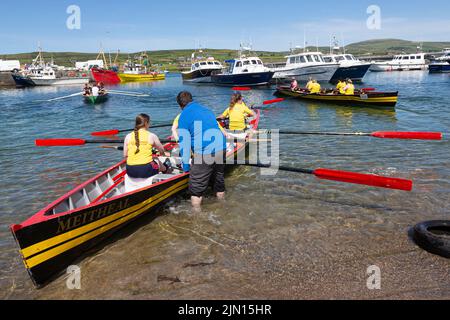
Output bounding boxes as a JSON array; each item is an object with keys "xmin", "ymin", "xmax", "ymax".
[{"xmin": 0, "ymin": 72, "xmax": 15, "ymax": 86}]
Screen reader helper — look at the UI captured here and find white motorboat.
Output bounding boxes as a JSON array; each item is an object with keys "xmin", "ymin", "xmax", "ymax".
[
  {"xmin": 182, "ymin": 49, "xmax": 223, "ymax": 83},
  {"xmin": 323, "ymin": 54, "xmax": 372, "ymax": 82},
  {"xmin": 370, "ymin": 53, "xmax": 428, "ymax": 72},
  {"xmin": 270, "ymin": 51, "xmax": 339, "ymax": 82}
]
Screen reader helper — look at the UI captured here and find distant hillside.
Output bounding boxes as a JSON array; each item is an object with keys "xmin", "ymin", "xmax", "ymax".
[
  {"xmin": 1, "ymin": 39, "xmax": 449, "ymax": 70},
  {"xmin": 345, "ymin": 39, "xmax": 450, "ymax": 55}
]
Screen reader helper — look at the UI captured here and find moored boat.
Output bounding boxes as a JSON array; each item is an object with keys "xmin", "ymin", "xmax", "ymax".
[
  {"xmin": 182, "ymin": 49, "xmax": 223, "ymax": 83},
  {"xmin": 429, "ymin": 61, "xmax": 450, "ymax": 73},
  {"xmin": 211, "ymin": 45, "xmax": 274, "ymax": 87},
  {"xmin": 118, "ymin": 53, "xmax": 166, "ymax": 83},
  {"xmin": 270, "ymin": 51, "xmax": 339, "ymax": 83},
  {"xmin": 10, "ymin": 111, "xmax": 261, "ymax": 287},
  {"xmin": 370, "ymin": 53, "xmax": 428, "ymax": 72},
  {"xmin": 12, "ymin": 73, "xmax": 36, "ymax": 87},
  {"xmin": 275, "ymin": 86, "xmax": 398, "ymax": 108},
  {"xmin": 324, "ymin": 54, "xmax": 372, "ymax": 82},
  {"xmin": 91, "ymin": 67, "xmax": 121, "ymax": 85}
]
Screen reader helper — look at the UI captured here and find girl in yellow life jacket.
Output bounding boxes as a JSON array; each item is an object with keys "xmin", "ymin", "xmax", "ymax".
[
  {"xmin": 123, "ymin": 114, "xmax": 168, "ymax": 179},
  {"xmin": 218, "ymin": 93, "xmax": 255, "ymax": 131},
  {"xmin": 309, "ymin": 80, "xmax": 321, "ymax": 94},
  {"xmin": 336, "ymin": 80, "xmax": 346, "ymax": 94},
  {"xmin": 344, "ymin": 79, "xmax": 355, "ymax": 95}
]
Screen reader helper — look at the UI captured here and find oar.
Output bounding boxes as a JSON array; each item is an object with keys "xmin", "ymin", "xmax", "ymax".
[
  {"xmin": 108, "ymin": 92, "xmax": 150, "ymax": 97},
  {"xmin": 36, "ymin": 138, "xmax": 173, "ymax": 147},
  {"xmin": 257, "ymin": 130, "xmax": 443, "ymax": 141},
  {"xmin": 40, "ymin": 92, "xmax": 84, "ymax": 102},
  {"xmin": 109, "ymin": 90, "xmax": 149, "ymax": 96},
  {"xmin": 242, "ymin": 163, "xmax": 413, "ymax": 192},
  {"xmin": 91, "ymin": 122, "xmax": 175, "ymax": 136}
]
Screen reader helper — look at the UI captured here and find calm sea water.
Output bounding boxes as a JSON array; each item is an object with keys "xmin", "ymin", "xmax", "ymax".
[{"xmin": 1, "ymin": 72, "xmax": 449, "ymax": 299}]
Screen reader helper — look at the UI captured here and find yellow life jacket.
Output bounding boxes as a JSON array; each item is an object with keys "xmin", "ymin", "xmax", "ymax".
[
  {"xmin": 306, "ymin": 81, "xmax": 313, "ymax": 90},
  {"xmin": 344, "ymin": 84, "xmax": 355, "ymax": 95},
  {"xmin": 336, "ymin": 81, "xmax": 346, "ymax": 94},
  {"xmin": 310, "ymin": 83, "xmax": 321, "ymax": 94},
  {"xmin": 173, "ymin": 114, "xmax": 180, "ymax": 128},
  {"xmin": 127, "ymin": 129, "xmax": 153, "ymax": 166},
  {"xmin": 222, "ymin": 102, "xmax": 253, "ymax": 131}
]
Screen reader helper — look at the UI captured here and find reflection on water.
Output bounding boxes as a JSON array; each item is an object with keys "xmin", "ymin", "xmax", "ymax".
[{"xmin": 1, "ymin": 72, "xmax": 449, "ymax": 299}]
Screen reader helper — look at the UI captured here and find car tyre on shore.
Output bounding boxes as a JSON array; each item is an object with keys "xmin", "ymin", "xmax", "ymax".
[{"xmin": 413, "ymin": 220, "xmax": 450, "ymax": 259}]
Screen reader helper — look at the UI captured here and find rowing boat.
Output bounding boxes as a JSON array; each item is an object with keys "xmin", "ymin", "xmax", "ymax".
[
  {"xmin": 83, "ymin": 93, "xmax": 109, "ymax": 104},
  {"xmin": 117, "ymin": 73, "xmax": 166, "ymax": 82},
  {"xmin": 10, "ymin": 111, "xmax": 260, "ymax": 287},
  {"xmin": 275, "ymin": 86, "xmax": 399, "ymax": 108}
]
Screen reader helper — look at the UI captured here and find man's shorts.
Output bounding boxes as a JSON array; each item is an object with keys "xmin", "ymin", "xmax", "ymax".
[{"xmin": 189, "ymin": 151, "xmax": 226, "ymax": 197}]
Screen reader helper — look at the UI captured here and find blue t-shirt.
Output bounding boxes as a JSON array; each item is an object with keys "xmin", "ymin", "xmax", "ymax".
[{"xmin": 178, "ymin": 101, "xmax": 227, "ymax": 172}]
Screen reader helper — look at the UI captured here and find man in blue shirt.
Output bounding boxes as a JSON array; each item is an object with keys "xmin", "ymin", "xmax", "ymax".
[{"xmin": 177, "ymin": 91, "xmax": 227, "ymax": 210}]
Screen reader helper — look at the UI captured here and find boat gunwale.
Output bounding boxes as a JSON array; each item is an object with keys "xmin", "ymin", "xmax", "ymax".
[{"xmin": 12, "ymin": 110, "xmax": 261, "ymax": 231}]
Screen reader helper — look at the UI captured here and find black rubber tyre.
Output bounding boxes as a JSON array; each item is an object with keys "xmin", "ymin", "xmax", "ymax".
[{"xmin": 413, "ymin": 220, "xmax": 450, "ymax": 259}]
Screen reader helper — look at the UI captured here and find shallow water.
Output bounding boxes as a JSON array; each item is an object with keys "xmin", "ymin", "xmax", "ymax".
[{"xmin": 0, "ymin": 72, "xmax": 449, "ymax": 299}]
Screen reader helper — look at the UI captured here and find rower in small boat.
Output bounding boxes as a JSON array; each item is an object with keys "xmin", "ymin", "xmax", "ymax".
[
  {"xmin": 290, "ymin": 78, "xmax": 299, "ymax": 91},
  {"xmin": 123, "ymin": 114, "xmax": 170, "ymax": 192},
  {"xmin": 171, "ymin": 113, "xmax": 181, "ymax": 141},
  {"xmin": 217, "ymin": 93, "xmax": 255, "ymax": 132},
  {"xmin": 306, "ymin": 77, "xmax": 314, "ymax": 91},
  {"xmin": 98, "ymin": 82, "xmax": 106, "ymax": 95},
  {"xmin": 308, "ymin": 80, "xmax": 321, "ymax": 94},
  {"xmin": 343, "ymin": 79, "xmax": 355, "ymax": 95},
  {"xmin": 83, "ymin": 83, "xmax": 92, "ymax": 96},
  {"xmin": 91, "ymin": 83, "xmax": 100, "ymax": 97},
  {"xmin": 336, "ymin": 79, "xmax": 346, "ymax": 94}
]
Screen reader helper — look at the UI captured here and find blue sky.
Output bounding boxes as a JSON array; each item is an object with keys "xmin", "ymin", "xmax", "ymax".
[{"xmin": 1, "ymin": 0, "xmax": 450, "ymax": 53}]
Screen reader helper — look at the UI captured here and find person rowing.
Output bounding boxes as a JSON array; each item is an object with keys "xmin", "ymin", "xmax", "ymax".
[
  {"xmin": 83, "ymin": 83, "xmax": 92, "ymax": 96},
  {"xmin": 123, "ymin": 114, "xmax": 169, "ymax": 192},
  {"xmin": 290, "ymin": 78, "xmax": 299, "ymax": 91},
  {"xmin": 218, "ymin": 93, "xmax": 255, "ymax": 132},
  {"xmin": 176, "ymin": 91, "xmax": 227, "ymax": 211},
  {"xmin": 171, "ymin": 113, "xmax": 181, "ymax": 141},
  {"xmin": 308, "ymin": 79, "xmax": 321, "ymax": 94},
  {"xmin": 343, "ymin": 79, "xmax": 355, "ymax": 95},
  {"xmin": 335, "ymin": 79, "xmax": 346, "ymax": 94},
  {"xmin": 306, "ymin": 77, "xmax": 314, "ymax": 91}
]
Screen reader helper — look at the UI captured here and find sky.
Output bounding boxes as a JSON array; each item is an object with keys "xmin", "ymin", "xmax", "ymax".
[{"xmin": 1, "ymin": 0, "xmax": 450, "ymax": 54}]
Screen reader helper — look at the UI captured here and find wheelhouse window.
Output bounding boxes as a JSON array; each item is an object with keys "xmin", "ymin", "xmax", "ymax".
[
  {"xmin": 306, "ymin": 55, "xmax": 313, "ymax": 62},
  {"xmin": 290, "ymin": 57, "xmax": 296, "ymax": 64},
  {"xmin": 345, "ymin": 55, "xmax": 353, "ymax": 60},
  {"xmin": 214, "ymin": 62, "xmax": 220, "ymax": 65},
  {"xmin": 257, "ymin": 60, "xmax": 262, "ymax": 65},
  {"xmin": 251, "ymin": 60, "xmax": 257, "ymax": 64},
  {"xmin": 324, "ymin": 57, "xmax": 333, "ymax": 63},
  {"xmin": 243, "ymin": 60, "xmax": 250, "ymax": 65},
  {"xmin": 236, "ymin": 61, "xmax": 242, "ymax": 67},
  {"xmin": 195, "ymin": 63, "xmax": 200, "ymax": 68},
  {"xmin": 207, "ymin": 61, "xmax": 214, "ymax": 65},
  {"xmin": 200, "ymin": 62, "xmax": 207, "ymax": 65}
]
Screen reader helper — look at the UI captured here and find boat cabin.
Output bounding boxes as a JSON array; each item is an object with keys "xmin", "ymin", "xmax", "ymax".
[
  {"xmin": 285, "ymin": 52, "xmax": 329, "ymax": 66},
  {"xmin": 323, "ymin": 54, "xmax": 359, "ymax": 63},
  {"xmin": 225, "ymin": 57, "xmax": 267, "ymax": 74},
  {"xmin": 392, "ymin": 53, "xmax": 426, "ymax": 63},
  {"xmin": 191, "ymin": 59, "xmax": 222, "ymax": 72}
]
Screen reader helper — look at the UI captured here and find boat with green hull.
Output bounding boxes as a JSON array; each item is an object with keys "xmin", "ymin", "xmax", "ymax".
[{"xmin": 84, "ymin": 93, "xmax": 109, "ymax": 104}]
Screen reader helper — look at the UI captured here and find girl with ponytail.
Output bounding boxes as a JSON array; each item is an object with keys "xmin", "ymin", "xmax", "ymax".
[
  {"xmin": 218, "ymin": 93, "xmax": 255, "ymax": 131},
  {"xmin": 123, "ymin": 113, "xmax": 168, "ymax": 180}
]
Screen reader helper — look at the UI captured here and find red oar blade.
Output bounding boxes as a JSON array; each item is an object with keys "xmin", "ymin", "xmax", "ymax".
[
  {"xmin": 263, "ymin": 98, "xmax": 285, "ymax": 105},
  {"xmin": 232, "ymin": 87, "xmax": 252, "ymax": 91},
  {"xmin": 91, "ymin": 129, "xmax": 120, "ymax": 137},
  {"xmin": 371, "ymin": 131, "xmax": 443, "ymax": 140},
  {"xmin": 313, "ymin": 169, "xmax": 413, "ymax": 191},
  {"xmin": 36, "ymin": 139, "xmax": 86, "ymax": 147},
  {"xmin": 362, "ymin": 88, "xmax": 376, "ymax": 91}
]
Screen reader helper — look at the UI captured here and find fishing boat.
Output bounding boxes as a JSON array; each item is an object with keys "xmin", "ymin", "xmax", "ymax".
[
  {"xmin": 118, "ymin": 71, "xmax": 165, "ymax": 82},
  {"xmin": 275, "ymin": 86, "xmax": 398, "ymax": 108},
  {"xmin": 270, "ymin": 51, "xmax": 339, "ymax": 83},
  {"xmin": 84, "ymin": 93, "xmax": 109, "ymax": 104},
  {"xmin": 91, "ymin": 67, "xmax": 121, "ymax": 85},
  {"xmin": 10, "ymin": 111, "xmax": 261, "ymax": 287},
  {"xmin": 211, "ymin": 44, "xmax": 274, "ymax": 87},
  {"xmin": 27, "ymin": 66, "xmax": 90, "ymax": 86},
  {"xmin": 182, "ymin": 49, "xmax": 223, "ymax": 83},
  {"xmin": 118, "ymin": 53, "xmax": 165, "ymax": 83},
  {"xmin": 89, "ymin": 49, "xmax": 121, "ymax": 85},
  {"xmin": 370, "ymin": 53, "xmax": 428, "ymax": 72}
]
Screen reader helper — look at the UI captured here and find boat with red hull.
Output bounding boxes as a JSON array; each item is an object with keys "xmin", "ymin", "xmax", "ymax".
[
  {"xmin": 10, "ymin": 111, "xmax": 260, "ymax": 287},
  {"xmin": 90, "ymin": 68, "xmax": 121, "ymax": 85}
]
